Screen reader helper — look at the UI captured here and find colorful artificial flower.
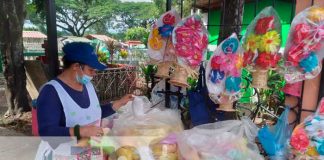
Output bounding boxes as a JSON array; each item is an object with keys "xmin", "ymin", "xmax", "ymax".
[
  {"xmin": 217, "ymin": 53, "xmax": 241, "ymax": 76},
  {"xmin": 158, "ymin": 24, "xmax": 174, "ymax": 38},
  {"xmin": 306, "ymin": 146, "xmax": 319, "ymax": 157},
  {"xmin": 293, "ymin": 23, "xmax": 312, "ymax": 44},
  {"xmin": 211, "ymin": 55, "xmax": 221, "ymax": 69},
  {"xmin": 184, "ymin": 16, "xmax": 202, "ymax": 31},
  {"xmin": 320, "ymin": 100, "xmax": 324, "ymax": 114},
  {"xmin": 222, "ymin": 37, "xmax": 239, "ymax": 54},
  {"xmin": 307, "ymin": 7, "xmax": 324, "ymax": 23},
  {"xmin": 287, "ymin": 44, "xmax": 309, "ymax": 66},
  {"xmin": 259, "ymin": 31, "xmax": 281, "ymax": 53},
  {"xmin": 299, "ymin": 52, "xmax": 319, "ymax": 73},
  {"xmin": 149, "ymin": 36, "xmax": 163, "ymax": 50},
  {"xmin": 175, "ymin": 43, "xmax": 192, "ymax": 57},
  {"xmin": 163, "ymin": 13, "xmax": 176, "ymax": 25},
  {"xmin": 243, "ymin": 34, "xmax": 260, "ymax": 53},
  {"xmin": 256, "ymin": 52, "xmax": 281, "ymax": 69},
  {"xmin": 210, "ymin": 69, "xmax": 225, "ymax": 84},
  {"xmin": 187, "ymin": 52, "xmax": 202, "ymax": 67},
  {"xmin": 317, "ymin": 143, "xmax": 324, "ymax": 155},
  {"xmin": 152, "ymin": 28, "xmax": 160, "ymax": 36},
  {"xmin": 255, "ymin": 16, "xmax": 275, "ymax": 35},
  {"xmin": 236, "ymin": 55, "xmax": 243, "ymax": 69},
  {"xmin": 225, "ymin": 76, "xmax": 241, "ymax": 93},
  {"xmin": 243, "ymin": 51, "xmax": 254, "ymax": 67},
  {"xmin": 290, "ymin": 128, "xmax": 310, "ymax": 152}
]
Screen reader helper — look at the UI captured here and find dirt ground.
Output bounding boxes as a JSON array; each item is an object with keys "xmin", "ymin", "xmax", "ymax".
[{"xmin": 0, "ymin": 74, "xmax": 32, "ymax": 136}]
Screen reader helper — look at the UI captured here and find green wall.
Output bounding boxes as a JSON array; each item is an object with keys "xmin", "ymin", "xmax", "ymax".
[{"xmin": 208, "ymin": 0, "xmax": 294, "ymax": 46}]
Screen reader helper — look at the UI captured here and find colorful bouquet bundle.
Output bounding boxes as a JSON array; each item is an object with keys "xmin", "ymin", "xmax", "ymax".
[
  {"xmin": 284, "ymin": 6, "xmax": 324, "ymax": 83},
  {"xmin": 289, "ymin": 98, "xmax": 324, "ymax": 159},
  {"xmin": 147, "ymin": 10, "xmax": 181, "ymax": 78},
  {"xmin": 242, "ymin": 7, "xmax": 282, "ymax": 89},
  {"xmin": 169, "ymin": 14, "xmax": 208, "ymax": 88},
  {"xmin": 206, "ymin": 34, "xmax": 243, "ymax": 111}
]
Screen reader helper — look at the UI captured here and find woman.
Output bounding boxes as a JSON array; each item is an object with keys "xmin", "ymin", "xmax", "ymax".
[{"xmin": 35, "ymin": 42, "xmax": 134, "ymax": 159}]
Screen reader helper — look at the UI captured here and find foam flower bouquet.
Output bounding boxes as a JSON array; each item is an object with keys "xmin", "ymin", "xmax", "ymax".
[
  {"xmin": 206, "ymin": 34, "xmax": 243, "ymax": 111},
  {"xmin": 289, "ymin": 98, "xmax": 324, "ymax": 159},
  {"xmin": 242, "ymin": 7, "xmax": 282, "ymax": 89},
  {"xmin": 283, "ymin": 6, "xmax": 323, "ymax": 83},
  {"xmin": 147, "ymin": 10, "xmax": 181, "ymax": 78},
  {"xmin": 170, "ymin": 14, "xmax": 208, "ymax": 88}
]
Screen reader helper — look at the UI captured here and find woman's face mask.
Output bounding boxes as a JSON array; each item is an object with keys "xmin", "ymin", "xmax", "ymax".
[{"xmin": 76, "ymin": 66, "xmax": 93, "ymax": 85}]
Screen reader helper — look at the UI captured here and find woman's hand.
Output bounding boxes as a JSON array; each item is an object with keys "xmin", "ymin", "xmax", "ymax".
[
  {"xmin": 79, "ymin": 125, "xmax": 104, "ymax": 138},
  {"xmin": 112, "ymin": 94, "xmax": 134, "ymax": 111}
]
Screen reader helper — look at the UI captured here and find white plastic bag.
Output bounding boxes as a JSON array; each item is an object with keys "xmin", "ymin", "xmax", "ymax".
[
  {"xmin": 112, "ymin": 96, "xmax": 183, "ymax": 137},
  {"xmin": 177, "ymin": 117, "xmax": 263, "ymax": 160}
]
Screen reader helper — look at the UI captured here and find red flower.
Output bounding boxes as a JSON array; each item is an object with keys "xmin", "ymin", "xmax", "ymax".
[
  {"xmin": 287, "ymin": 44, "xmax": 309, "ymax": 66},
  {"xmin": 255, "ymin": 16, "xmax": 275, "ymax": 34},
  {"xmin": 290, "ymin": 128, "xmax": 310, "ymax": 152},
  {"xmin": 293, "ymin": 23, "xmax": 312, "ymax": 44},
  {"xmin": 243, "ymin": 51, "xmax": 254, "ymax": 67},
  {"xmin": 163, "ymin": 13, "xmax": 176, "ymax": 25},
  {"xmin": 256, "ymin": 52, "xmax": 281, "ymax": 69},
  {"xmin": 211, "ymin": 56, "xmax": 221, "ymax": 69}
]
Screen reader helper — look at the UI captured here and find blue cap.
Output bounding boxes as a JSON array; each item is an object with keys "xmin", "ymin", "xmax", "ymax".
[{"xmin": 62, "ymin": 42, "xmax": 107, "ymax": 71}]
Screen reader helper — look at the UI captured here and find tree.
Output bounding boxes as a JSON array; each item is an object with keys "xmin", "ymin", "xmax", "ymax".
[
  {"xmin": 218, "ymin": 0, "xmax": 245, "ymax": 44},
  {"xmin": 125, "ymin": 27, "xmax": 150, "ymax": 45},
  {"xmin": 33, "ymin": 0, "xmax": 119, "ymax": 36},
  {"xmin": 112, "ymin": 2, "xmax": 159, "ymax": 31},
  {"xmin": 0, "ymin": 0, "xmax": 30, "ymax": 117}
]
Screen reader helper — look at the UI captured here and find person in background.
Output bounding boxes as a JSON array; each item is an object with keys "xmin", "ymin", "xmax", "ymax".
[{"xmin": 35, "ymin": 42, "xmax": 134, "ymax": 159}]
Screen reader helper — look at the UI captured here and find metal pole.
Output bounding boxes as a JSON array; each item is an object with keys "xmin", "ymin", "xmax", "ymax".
[
  {"xmin": 166, "ymin": 0, "xmax": 172, "ymax": 11},
  {"xmin": 180, "ymin": 0, "xmax": 183, "ymax": 18},
  {"xmin": 45, "ymin": 0, "xmax": 59, "ymax": 79}
]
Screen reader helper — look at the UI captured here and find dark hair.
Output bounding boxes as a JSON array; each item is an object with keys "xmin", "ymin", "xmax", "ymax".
[{"xmin": 62, "ymin": 57, "xmax": 84, "ymax": 69}]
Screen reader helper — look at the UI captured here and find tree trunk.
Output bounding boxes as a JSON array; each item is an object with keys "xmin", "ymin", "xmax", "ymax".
[
  {"xmin": 218, "ymin": 0, "xmax": 244, "ymax": 44},
  {"xmin": 0, "ymin": 0, "xmax": 30, "ymax": 117}
]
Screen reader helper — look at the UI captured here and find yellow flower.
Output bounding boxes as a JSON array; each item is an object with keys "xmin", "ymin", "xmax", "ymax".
[
  {"xmin": 259, "ymin": 31, "xmax": 281, "ymax": 53},
  {"xmin": 243, "ymin": 34, "xmax": 260, "ymax": 53},
  {"xmin": 307, "ymin": 7, "xmax": 324, "ymax": 23},
  {"xmin": 236, "ymin": 55, "xmax": 243, "ymax": 69},
  {"xmin": 149, "ymin": 36, "xmax": 163, "ymax": 50},
  {"xmin": 306, "ymin": 146, "xmax": 319, "ymax": 157},
  {"xmin": 152, "ymin": 28, "xmax": 160, "ymax": 36}
]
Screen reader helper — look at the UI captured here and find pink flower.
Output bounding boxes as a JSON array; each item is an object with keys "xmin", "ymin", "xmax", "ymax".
[
  {"xmin": 293, "ymin": 23, "xmax": 312, "ymax": 44},
  {"xmin": 217, "ymin": 53, "xmax": 240, "ymax": 76},
  {"xmin": 290, "ymin": 128, "xmax": 310, "ymax": 152},
  {"xmin": 187, "ymin": 52, "xmax": 202, "ymax": 67},
  {"xmin": 320, "ymin": 99, "xmax": 324, "ymax": 114},
  {"xmin": 184, "ymin": 17, "xmax": 202, "ymax": 31}
]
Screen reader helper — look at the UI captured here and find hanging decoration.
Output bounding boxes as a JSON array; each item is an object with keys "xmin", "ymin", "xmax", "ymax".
[
  {"xmin": 241, "ymin": 7, "xmax": 282, "ymax": 89},
  {"xmin": 147, "ymin": 10, "xmax": 181, "ymax": 78},
  {"xmin": 283, "ymin": 6, "xmax": 324, "ymax": 83},
  {"xmin": 206, "ymin": 33, "xmax": 243, "ymax": 111},
  {"xmin": 169, "ymin": 14, "xmax": 208, "ymax": 88}
]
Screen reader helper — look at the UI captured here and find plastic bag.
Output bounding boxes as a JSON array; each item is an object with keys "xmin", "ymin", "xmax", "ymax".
[
  {"xmin": 147, "ymin": 10, "xmax": 181, "ymax": 62},
  {"xmin": 172, "ymin": 14, "xmax": 208, "ymax": 68},
  {"xmin": 241, "ymin": 6, "xmax": 282, "ymax": 70},
  {"xmin": 112, "ymin": 96, "xmax": 184, "ymax": 137},
  {"xmin": 177, "ymin": 117, "xmax": 263, "ymax": 160},
  {"xmin": 258, "ymin": 107, "xmax": 292, "ymax": 159},
  {"xmin": 149, "ymin": 133, "xmax": 179, "ymax": 160},
  {"xmin": 283, "ymin": 6, "xmax": 323, "ymax": 83},
  {"xmin": 206, "ymin": 33, "xmax": 243, "ymax": 104},
  {"xmin": 150, "ymin": 79, "xmax": 186, "ymax": 110},
  {"xmin": 289, "ymin": 98, "xmax": 324, "ymax": 159}
]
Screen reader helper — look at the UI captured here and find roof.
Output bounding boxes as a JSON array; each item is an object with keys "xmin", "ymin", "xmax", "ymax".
[
  {"xmin": 59, "ymin": 36, "xmax": 92, "ymax": 43},
  {"xmin": 23, "ymin": 31, "xmax": 47, "ymax": 39},
  {"xmin": 85, "ymin": 34, "xmax": 115, "ymax": 42}
]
